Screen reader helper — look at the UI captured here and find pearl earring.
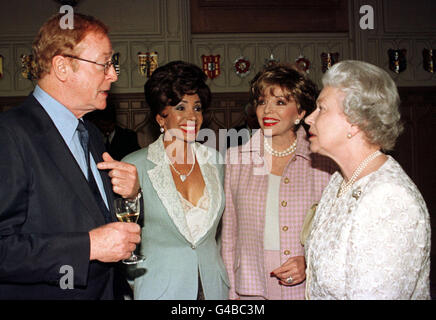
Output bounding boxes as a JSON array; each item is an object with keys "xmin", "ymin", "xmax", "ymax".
[
  {"xmin": 160, "ymin": 127, "xmax": 164, "ymax": 133},
  {"xmin": 347, "ymin": 133, "xmax": 352, "ymax": 139},
  {"xmin": 294, "ymin": 118, "xmax": 300, "ymax": 125}
]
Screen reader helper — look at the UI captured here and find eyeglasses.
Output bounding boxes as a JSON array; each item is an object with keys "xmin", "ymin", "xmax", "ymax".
[{"xmin": 63, "ymin": 54, "xmax": 116, "ymax": 75}]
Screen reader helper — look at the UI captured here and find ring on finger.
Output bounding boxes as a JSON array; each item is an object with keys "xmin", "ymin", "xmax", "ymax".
[{"xmin": 286, "ymin": 275, "xmax": 294, "ymax": 284}]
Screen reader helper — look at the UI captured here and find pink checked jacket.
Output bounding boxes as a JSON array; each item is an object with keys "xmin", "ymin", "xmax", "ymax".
[{"xmin": 221, "ymin": 127, "xmax": 336, "ymax": 299}]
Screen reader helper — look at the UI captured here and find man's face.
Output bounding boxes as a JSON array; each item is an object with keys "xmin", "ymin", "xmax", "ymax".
[{"xmin": 66, "ymin": 32, "xmax": 118, "ymax": 116}]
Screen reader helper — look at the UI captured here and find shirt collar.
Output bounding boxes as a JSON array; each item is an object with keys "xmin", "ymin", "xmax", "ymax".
[{"xmin": 33, "ymin": 85, "xmax": 79, "ymax": 145}]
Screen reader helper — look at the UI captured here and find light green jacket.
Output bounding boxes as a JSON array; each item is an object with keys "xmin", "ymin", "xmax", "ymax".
[{"xmin": 123, "ymin": 136, "xmax": 229, "ymax": 300}]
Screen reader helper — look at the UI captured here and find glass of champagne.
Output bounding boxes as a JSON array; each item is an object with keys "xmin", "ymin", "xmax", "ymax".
[{"xmin": 114, "ymin": 197, "xmax": 145, "ymax": 265}]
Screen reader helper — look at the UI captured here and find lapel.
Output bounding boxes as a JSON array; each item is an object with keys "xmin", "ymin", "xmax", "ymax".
[
  {"xmin": 146, "ymin": 136, "xmax": 223, "ymax": 245},
  {"xmin": 240, "ymin": 129, "xmax": 271, "ymax": 176},
  {"xmin": 29, "ymin": 99, "xmax": 106, "ymax": 226}
]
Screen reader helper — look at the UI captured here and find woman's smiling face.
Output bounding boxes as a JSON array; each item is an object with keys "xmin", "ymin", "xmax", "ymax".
[
  {"xmin": 255, "ymin": 85, "xmax": 304, "ymax": 138},
  {"xmin": 156, "ymin": 93, "xmax": 203, "ymax": 143}
]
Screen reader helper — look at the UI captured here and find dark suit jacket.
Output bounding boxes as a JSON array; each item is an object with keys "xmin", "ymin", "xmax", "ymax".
[
  {"xmin": 105, "ymin": 126, "xmax": 140, "ymax": 161},
  {"xmin": 0, "ymin": 95, "xmax": 117, "ymax": 300}
]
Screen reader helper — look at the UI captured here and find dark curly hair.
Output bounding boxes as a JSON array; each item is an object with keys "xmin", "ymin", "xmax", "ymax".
[
  {"xmin": 144, "ymin": 61, "xmax": 211, "ymax": 123},
  {"xmin": 249, "ymin": 63, "xmax": 319, "ymax": 131}
]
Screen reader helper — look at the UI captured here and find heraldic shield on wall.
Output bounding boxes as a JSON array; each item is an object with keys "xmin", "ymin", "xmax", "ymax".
[
  {"xmin": 112, "ymin": 52, "xmax": 120, "ymax": 76},
  {"xmin": 321, "ymin": 52, "xmax": 339, "ymax": 73},
  {"xmin": 201, "ymin": 55, "xmax": 220, "ymax": 79},
  {"xmin": 233, "ymin": 56, "xmax": 251, "ymax": 78},
  {"xmin": 21, "ymin": 54, "xmax": 37, "ymax": 80},
  {"xmin": 138, "ymin": 51, "xmax": 158, "ymax": 77},
  {"xmin": 423, "ymin": 49, "xmax": 435, "ymax": 73},
  {"xmin": 295, "ymin": 54, "xmax": 310, "ymax": 73},
  {"xmin": 264, "ymin": 53, "xmax": 279, "ymax": 69},
  {"xmin": 388, "ymin": 49, "xmax": 407, "ymax": 74}
]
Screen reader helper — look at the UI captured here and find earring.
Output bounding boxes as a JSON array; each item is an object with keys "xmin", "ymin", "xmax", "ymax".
[
  {"xmin": 347, "ymin": 133, "xmax": 352, "ymax": 139},
  {"xmin": 160, "ymin": 127, "xmax": 164, "ymax": 133},
  {"xmin": 294, "ymin": 118, "xmax": 300, "ymax": 125}
]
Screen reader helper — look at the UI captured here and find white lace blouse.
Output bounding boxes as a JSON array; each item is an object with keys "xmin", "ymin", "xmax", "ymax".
[
  {"xmin": 177, "ymin": 187, "xmax": 210, "ymax": 245},
  {"xmin": 305, "ymin": 156, "xmax": 431, "ymax": 300}
]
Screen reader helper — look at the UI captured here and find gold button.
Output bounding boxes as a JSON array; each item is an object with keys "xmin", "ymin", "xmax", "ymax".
[
  {"xmin": 282, "ymin": 226, "xmax": 288, "ymax": 231},
  {"xmin": 284, "ymin": 250, "xmax": 290, "ymax": 255},
  {"xmin": 281, "ymin": 201, "xmax": 287, "ymax": 207},
  {"xmin": 283, "ymin": 177, "xmax": 290, "ymax": 184}
]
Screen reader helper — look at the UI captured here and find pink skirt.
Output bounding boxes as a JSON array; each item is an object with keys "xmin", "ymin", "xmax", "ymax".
[{"xmin": 239, "ymin": 250, "xmax": 306, "ymax": 300}]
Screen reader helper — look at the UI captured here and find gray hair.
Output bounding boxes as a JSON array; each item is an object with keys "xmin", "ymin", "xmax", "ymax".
[{"xmin": 322, "ymin": 60, "xmax": 403, "ymax": 151}]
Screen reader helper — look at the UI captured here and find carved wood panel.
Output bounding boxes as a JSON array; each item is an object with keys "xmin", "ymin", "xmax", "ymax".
[{"xmin": 190, "ymin": 0, "xmax": 349, "ymax": 33}]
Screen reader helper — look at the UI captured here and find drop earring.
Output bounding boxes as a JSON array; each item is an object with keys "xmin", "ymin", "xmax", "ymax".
[
  {"xmin": 160, "ymin": 126, "xmax": 165, "ymax": 133},
  {"xmin": 347, "ymin": 133, "xmax": 352, "ymax": 139},
  {"xmin": 294, "ymin": 118, "xmax": 300, "ymax": 125}
]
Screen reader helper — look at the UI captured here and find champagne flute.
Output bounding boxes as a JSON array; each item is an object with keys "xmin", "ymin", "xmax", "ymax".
[{"xmin": 114, "ymin": 197, "xmax": 145, "ymax": 264}]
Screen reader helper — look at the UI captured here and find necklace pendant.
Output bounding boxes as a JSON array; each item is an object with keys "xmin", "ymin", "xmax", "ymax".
[
  {"xmin": 352, "ymin": 188, "xmax": 362, "ymax": 200},
  {"xmin": 180, "ymin": 174, "xmax": 187, "ymax": 182}
]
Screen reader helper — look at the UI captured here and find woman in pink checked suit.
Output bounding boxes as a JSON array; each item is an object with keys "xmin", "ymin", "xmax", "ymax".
[{"xmin": 221, "ymin": 64, "xmax": 336, "ymax": 300}]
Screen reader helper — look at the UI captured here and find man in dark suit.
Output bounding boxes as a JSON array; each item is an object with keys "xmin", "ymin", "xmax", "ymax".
[
  {"xmin": 106, "ymin": 125, "xmax": 141, "ymax": 160},
  {"xmin": 0, "ymin": 13, "xmax": 141, "ymax": 299},
  {"xmin": 87, "ymin": 106, "xmax": 141, "ymax": 161}
]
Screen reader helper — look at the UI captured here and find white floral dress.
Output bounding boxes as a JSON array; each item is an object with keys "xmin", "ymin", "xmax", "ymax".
[{"xmin": 305, "ymin": 156, "xmax": 431, "ymax": 300}]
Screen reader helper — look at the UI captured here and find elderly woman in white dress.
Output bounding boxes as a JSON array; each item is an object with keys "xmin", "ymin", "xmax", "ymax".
[{"xmin": 303, "ymin": 60, "xmax": 431, "ymax": 300}]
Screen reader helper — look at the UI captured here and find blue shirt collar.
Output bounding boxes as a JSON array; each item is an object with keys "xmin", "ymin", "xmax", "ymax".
[{"xmin": 33, "ymin": 85, "xmax": 80, "ymax": 145}]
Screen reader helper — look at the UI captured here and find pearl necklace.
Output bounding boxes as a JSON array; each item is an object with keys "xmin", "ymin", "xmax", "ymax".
[
  {"xmin": 337, "ymin": 150, "xmax": 382, "ymax": 198},
  {"xmin": 166, "ymin": 145, "xmax": 195, "ymax": 182},
  {"xmin": 264, "ymin": 138, "xmax": 297, "ymax": 157}
]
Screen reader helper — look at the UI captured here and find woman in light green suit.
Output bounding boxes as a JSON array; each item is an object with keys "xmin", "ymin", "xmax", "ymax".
[{"xmin": 123, "ymin": 61, "xmax": 229, "ymax": 299}]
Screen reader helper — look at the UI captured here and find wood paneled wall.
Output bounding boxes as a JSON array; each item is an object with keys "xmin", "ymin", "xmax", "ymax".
[{"xmin": 190, "ymin": 0, "xmax": 349, "ymax": 33}]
